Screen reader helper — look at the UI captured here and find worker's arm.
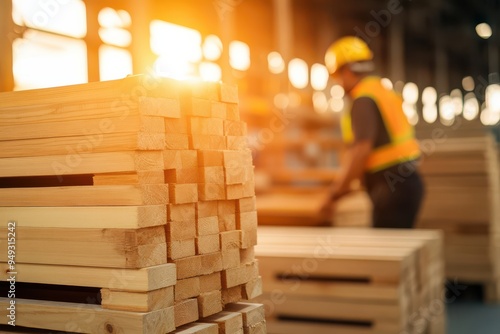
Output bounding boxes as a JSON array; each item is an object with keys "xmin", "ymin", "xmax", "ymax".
[{"xmin": 329, "ymin": 139, "xmax": 372, "ymax": 201}]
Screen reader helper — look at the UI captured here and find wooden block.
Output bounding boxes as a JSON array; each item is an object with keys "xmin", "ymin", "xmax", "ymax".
[
  {"xmin": 198, "ymin": 183, "xmax": 226, "ymax": 201},
  {"xmin": 165, "ymin": 134, "xmax": 190, "ymax": 150},
  {"xmin": 202, "ymin": 311, "xmax": 243, "ymax": 334},
  {"xmin": 198, "ymin": 290, "xmax": 223, "ymax": 318},
  {"xmin": 183, "ymin": 80, "xmax": 219, "ymax": 100},
  {"xmin": 175, "ymin": 277, "xmax": 201, "ymax": 301},
  {"xmin": 224, "ymin": 120, "xmax": 247, "ymax": 137},
  {"xmin": 172, "ymin": 322, "xmax": 218, "ymax": 334},
  {"xmin": 242, "ymin": 277, "xmax": 263, "ymax": 300},
  {"xmin": 221, "ymin": 231, "xmax": 241, "ymax": 251},
  {"xmin": 243, "ymin": 321, "xmax": 266, "ymax": 334},
  {"xmin": 226, "ymin": 184, "xmax": 244, "ymax": 200},
  {"xmin": 0, "ymin": 298, "xmax": 175, "ymax": 334},
  {"xmin": 242, "ymin": 180, "xmax": 256, "ymax": 198},
  {"xmin": 169, "ymin": 183, "xmax": 198, "ymax": 204},
  {"xmin": 140, "ymin": 96, "xmax": 181, "ymax": 118},
  {"xmin": 240, "ymin": 247, "xmax": 255, "ymax": 265},
  {"xmin": 175, "ymin": 298, "xmax": 199, "ymax": 328},
  {"xmin": 237, "ymin": 211, "xmax": 258, "ymax": 230},
  {"xmin": 168, "ymin": 239, "xmax": 196, "ymax": 260},
  {"xmin": 190, "ymin": 117, "xmax": 224, "ymax": 136},
  {"xmin": 168, "ymin": 203, "xmax": 196, "ymax": 222},
  {"xmin": 174, "ymin": 255, "xmax": 203, "ymax": 280},
  {"xmin": 0, "ymin": 205, "xmax": 166, "ymax": 229},
  {"xmin": 199, "ymin": 166, "xmax": 225, "ymax": 184},
  {"xmin": 197, "ymin": 216, "xmax": 220, "ymax": 236},
  {"xmin": 101, "ymin": 286, "xmax": 174, "ymax": 312},
  {"xmin": 199, "ymin": 272, "xmax": 222, "ymax": 293},
  {"xmin": 191, "ymin": 135, "xmax": 226, "ymax": 150},
  {"xmin": 224, "ymin": 302, "xmax": 265, "ymax": 327},
  {"xmin": 220, "ymin": 83, "xmax": 239, "ymax": 103},
  {"xmin": 218, "ymin": 200, "xmax": 236, "ymax": 215},
  {"xmin": 241, "ymin": 229, "xmax": 258, "ymax": 249},
  {"xmin": 165, "ymin": 168, "xmax": 199, "ymax": 183},
  {"xmin": 226, "ymin": 103, "xmax": 240, "ymax": 120},
  {"xmin": 200, "ymin": 252, "xmax": 223, "ymax": 276},
  {"xmin": 236, "ymin": 197, "xmax": 257, "ymax": 213},
  {"xmin": 197, "ymin": 201, "xmax": 219, "ymax": 218},
  {"xmin": 166, "ymin": 221, "xmax": 196, "ymax": 242},
  {"xmin": 219, "ymin": 214, "xmax": 237, "ymax": 232},
  {"xmin": 197, "ymin": 234, "xmax": 221, "ymax": 254},
  {"xmin": 211, "ymin": 101, "xmax": 227, "ymax": 119},
  {"xmin": 222, "ymin": 286, "xmax": 243, "ymax": 306},
  {"xmin": 222, "ymin": 261, "xmax": 259, "ymax": 289},
  {"xmin": 222, "ymin": 248, "xmax": 241, "ymax": 270},
  {"xmin": 185, "ymin": 97, "xmax": 212, "ymax": 117},
  {"xmin": 0, "ymin": 184, "xmax": 169, "ymax": 206},
  {"xmin": 198, "ymin": 150, "xmax": 224, "ymax": 167},
  {"xmin": 225, "ymin": 166, "xmax": 248, "ymax": 185},
  {"xmin": 163, "ymin": 150, "xmax": 198, "ymax": 170},
  {"xmin": 0, "ymin": 132, "xmax": 166, "ymax": 158},
  {"xmin": 226, "ymin": 136, "xmax": 247, "ymax": 150},
  {"xmin": 93, "ymin": 170, "xmax": 165, "ymax": 185},
  {"xmin": 165, "ymin": 117, "xmax": 189, "ymax": 134}
]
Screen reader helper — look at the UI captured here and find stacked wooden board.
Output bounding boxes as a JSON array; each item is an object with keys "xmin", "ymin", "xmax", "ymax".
[
  {"xmin": 416, "ymin": 134, "xmax": 500, "ymax": 301},
  {"xmin": 0, "ymin": 75, "xmax": 265, "ymax": 333},
  {"xmin": 254, "ymin": 226, "xmax": 445, "ymax": 334}
]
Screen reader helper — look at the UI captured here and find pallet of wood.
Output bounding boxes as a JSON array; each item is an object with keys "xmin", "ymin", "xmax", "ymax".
[
  {"xmin": 0, "ymin": 75, "xmax": 265, "ymax": 333},
  {"xmin": 254, "ymin": 226, "xmax": 445, "ymax": 334},
  {"xmin": 416, "ymin": 133, "xmax": 500, "ymax": 301}
]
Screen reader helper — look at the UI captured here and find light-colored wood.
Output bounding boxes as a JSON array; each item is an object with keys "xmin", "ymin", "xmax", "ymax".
[
  {"xmin": 198, "ymin": 290, "xmax": 223, "ymax": 318},
  {"xmin": 169, "ymin": 203, "xmax": 196, "ymax": 222},
  {"xmin": 186, "ymin": 97, "xmax": 211, "ymax": 117},
  {"xmin": 101, "ymin": 286, "xmax": 174, "ymax": 312},
  {"xmin": 198, "ymin": 183, "xmax": 226, "ymax": 201},
  {"xmin": 219, "ymin": 214, "xmax": 237, "ymax": 232},
  {"xmin": 211, "ymin": 102, "xmax": 227, "ymax": 119},
  {"xmin": 166, "ymin": 221, "xmax": 197, "ymax": 242},
  {"xmin": 226, "ymin": 136, "xmax": 247, "ymax": 150},
  {"xmin": 191, "ymin": 135, "xmax": 226, "ymax": 150},
  {"xmin": 203, "ymin": 311, "xmax": 243, "ymax": 333},
  {"xmin": 236, "ymin": 197, "xmax": 255, "ymax": 213},
  {"xmin": 243, "ymin": 321, "xmax": 266, "ymax": 334},
  {"xmin": 175, "ymin": 298, "xmax": 199, "ymax": 328},
  {"xmin": 0, "ymin": 263, "xmax": 176, "ymax": 292},
  {"xmin": 226, "ymin": 104, "xmax": 240, "ymax": 120},
  {"xmin": 240, "ymin": 248, "xmax": 255, "ymax": 265},
  {"xmin": 172, "ymin": 322, "xmax": 218, "ymax": 334},
  {"xmin": 165, "ymin": 134, "xmax": 190, "ymax": 150},
  {"xmin": 0, "ymin": 184, "xmax": 169, "ymax": 206},
  {"xmin": 200, "ymin": 252, "xmax": 223, "ymax": 276},
  {"xmin": 168, "ymin": 239, "xmax": 196, "ymax": 260},
  {"xmin": 224, "ymin": 120, "xmax": 247, "ymax": 136},
  {"xmin": 242, "ymin": 276, "xmax": 263, "ymax": 300},
  {"xmin": 197, "ymin": 216, "xmax": 220, "ymax": 236},
  {"xmin": 222, "ymin": 287, "xmax": 243, "ymax": 306},
  {"xmin": 0, "ymin": 132, "xmax": 165, "ymax": 158},
  {"xmin": 0, "ymin": 205, "xmax": 165, "ymax": 229},
  {"xmin": 197, "ymin": 201, "xmax": 219, "ymax": 218},
  {"xmin": 190, "ymin": 117, "xmax": 224, "ymax": 136},
  {"xmin": 222, "ymin": 261, "xmax": 259, "ymax": 289},
  {"xmin": 0, "ymin": 298, "xmax": 175, "ymax": 334},
  {"xmin": 169, "ymin": 183, "xmax": 198, "ymax": 204},
  {"xmin": 222, "ymin": 249, "xmax": 241, "ymax": 270},
  {"xmin": 165, "ymin": 117, "xmax": 189, "ymax": 134},
  {"xmin": 0, "ymin": 151, "xmax": 164, "ymax": 178},
  {"xmin": 163, "ymin": 150, "xmax": 198, "ymax": 170},
  {"xmin": 196, "ymin": 234, "xmax": 221, "ymax": 255},
  {"xmin": 174, "ymin": 255, "xmax": 203, "ymax": 280},
  {"xmin": 199, "ymin": 272, "xmax": 222, "ymax": 293},
  {"xmin": 93, "ymin": 170, "xmax": 165, "ymax": 185},
  {"xmin": 165, "ymin": 168, "xmax": 199, "ymax": 184},
  {"xmin": 220, "ymin": 83, "xmax": 239, "ymax": 104},
  {"xmin": 240, "ymin": 229, "xmax": 258, "ymax": 249},
  {"xmin": 224, "ymin": 303, "xmax": 265, "ymax": 327},
  {"xmin": 175, "ymin": 277, "xmax": 201, "ymax": 302},
  {"xmin": 221, "ymin": 231, "xmax": 241, "ymax": 251},
  {"xmin": 199, "ymin": 166, "xmax": 225, "ymax": 184},
  {"xmin": 198, "ymin": 150, "xmax": 224, "ymax": 167}
]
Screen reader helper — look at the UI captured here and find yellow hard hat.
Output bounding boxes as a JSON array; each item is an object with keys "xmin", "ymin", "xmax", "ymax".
[{"xmin": 324, "ymin": 36, "xmax": 374, "ymax": 75}]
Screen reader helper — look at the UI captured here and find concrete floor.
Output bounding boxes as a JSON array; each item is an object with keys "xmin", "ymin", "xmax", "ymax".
[{"xmin": 446, "ymin": 285, "xmax": 500, "ymax": 334}]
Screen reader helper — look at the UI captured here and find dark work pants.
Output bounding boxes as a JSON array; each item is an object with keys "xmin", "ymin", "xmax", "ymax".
[{"xmin": 365, "ymin": 161, "xmax": 425, "ymax": 229}]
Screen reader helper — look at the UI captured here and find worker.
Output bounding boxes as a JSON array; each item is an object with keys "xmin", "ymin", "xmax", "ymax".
[{"xmin": 321, "ymin": 36, "xmax": 424, "ymax": 229}]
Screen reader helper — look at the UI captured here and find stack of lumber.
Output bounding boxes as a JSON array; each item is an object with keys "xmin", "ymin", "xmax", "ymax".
[
  {"xmin": 0, "ymin": 75, "xmax": 265, "ymax": 333},
  {"xmin": 254, "ymin": 226, "xmax": 445, "ymax": 334},
  {"xmin": 332, "ymin": 191, "xmax": 372, "ymax": 227},
  {"xmin": 416, "ymin": 134, "xmax": 500, "ymax": 301}
]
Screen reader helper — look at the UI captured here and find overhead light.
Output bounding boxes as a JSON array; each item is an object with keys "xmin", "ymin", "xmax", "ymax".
[{"xmin": 476, "ymin": 23, "xmax": 492, "ymax": 39}]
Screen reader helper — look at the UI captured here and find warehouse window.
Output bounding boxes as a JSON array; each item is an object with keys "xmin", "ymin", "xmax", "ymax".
[
  {"xmin": 98, "ymin": 7, "xmax": 133, "ymax": 81},
  {"xmin": 11, "ymin": 0, "xmax": 87, "ymax": 90}
]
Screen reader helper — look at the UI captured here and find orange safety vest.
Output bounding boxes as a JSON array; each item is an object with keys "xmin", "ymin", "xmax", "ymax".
[{"xmin": 341, "ymin": 76, "xmax": 421, "ymax": 172}]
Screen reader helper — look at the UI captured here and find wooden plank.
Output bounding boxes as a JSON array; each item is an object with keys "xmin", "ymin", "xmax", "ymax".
[
  {"xmin": 211, "ymin": 101, "xmax": 227, "ymax": 119},
  {"xmin": 0, "ymin": 263, "xmax": 176, "ymax": 292},
  {"xmin": 0, "ymin": 132, "xmax": 166, "ymax": 158},
  {"xmin": 197, "ymin": 201, "xmax": 219, "ymax": 218},
  {"xmin": 198, "ymin": 183, "xmax": 226, "ymax": 201},
  {"xmin": 241, "ymin": 229, "xmax": 258, "ymax": 249},
  {"xmin": 197, "ymin": 290, "xmax": 223, "ymax": 318},
  {"xmin": 165, "ymin": 117, "xmax": 189, "ymax": 134},
  {"xmin": 169, "ymin": 203, "xmax": 196, "ymax": 222},
  {"xmin": 197, "ymin": 216, "xmax": 220, "ymax": 236},
  {"xmin": 0, "ymin": 239, "xmax": 166, "ymax": 269},
  {"xmin": 168, "ymin": 239, "xmax": 196, "ymax": 260},
  {"xmin": 222, "ymin": 249, "xmax": 241, "ymax": 270},
  {"xmin": 163, "ymin": 150, "xmax": 198, "ymax": 170},
  {"xmin": 165, "ymin": 134, "xmax": 190, "ymax": 150},
  {"xmin": 175, "ymin": 298, "xmax": 199, "ymax": 328},
  {"xmin": 198, "ymin": 150, "xmax": 224, "ymax": 167},
  {"xmin": 221, "ymin": 287, "xmax": 243, "ymax": 306},
  {"xmin": 222, "ymin": 261, "xmax": 259, "ymax": 289},
  {"xmin": 196, "ymin": 234, "xmax": 221, "ymax": 255},
  {"xmin": 226, "ymin": 136, "xmax": 247, "ymax": 150},
  {"xmin": 0, "ymin": 298, "xmax": 175, "ymax": 334},
  {"xmin": 174, "ymin": 255, "xmax": 203, "ymax": 280},
  {"xmin": 100, "ymin": 286, "xmax": 174, "ymax": 312},
  {"xmin": 220, "ymin": 83, "xmax": 239, "ymax": 103},
  {"xmin": 240, "ymin": 248, "xmax": 255, "ymax": 266},
  {"xmin": 93, "ymin": 170, "xmax": 165, "ymax": 185},
  {"xmin": 172, "ymin": 322, "xmax": 218, "ymax": 334},
  {"xmin": 199, "ymin": 166, "xmax": 225, "ymax": 184},
  {"xmin": 175, "ymin": 277, "xmax": 201, "ymax": 302},
  {"xmin": 184, "ymin": 97, "xmax": 211, "ymax": 117},
  {"xmin": 169, "ymin": 184, "xmax": 198, "ymax": 204},
  {"xmin": 226, "ymin": 104, "xmax": 240, "ymax": 121},
  {"xmin": 224, "ymin": 120, "xmax": 247, "ymax": 136},
  {"xmin": 0, "ymin": 205, "xmax": 166, "ymax": 228},
  {"xmin": 166, "ymin": 221, "xmax": 197, "ymax": 242},
  {"xmin": 199, "ymin": 272, "xmax": 222, "ymax": 293},
  {"xmin": 219, "ymin": 214, "xmax": 236, "ymax": 232},
  {"xmin": 165, "ymin": 168, "xmax": 199, "ymax": 184},
  {"xmin": 266, "ymin": 318, "xmax": 399, "ymax": 334},
  {"xmin": 190, "ymin": 135, "xmax": 226, "ymax": 150},
  {"xmin": 0, "ymin": 184, "xmax": 169, "ymax": 206},
  {"xmin": 200, "ymin": 252, "xmax": 223, "ymax": 276},
  {"xmin": 0, "ymin": 151, "xmax": 164, "ymax": 178},
  {"xmin": 202, "ymin": 311, "xmax": 243, "ymax": 333},
  {"xmin": 242, "ymin": 277, "xmax": 263, "ymax": 300},
  {"xmin": 224, "ymin": 303, "xmax": 265, "ymax": 327},
  {"xmin": 190, "ymin": 117, "xmax": 224, "ymax": 136},
  {"xmin": 220, "ymin": 231, "xmax": 241, "ymax": 251}
]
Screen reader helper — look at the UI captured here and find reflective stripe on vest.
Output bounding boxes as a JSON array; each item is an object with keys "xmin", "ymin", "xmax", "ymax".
[{"xmin": 341, "ymin": 76, "xmax": 421, "ymax": 172}]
